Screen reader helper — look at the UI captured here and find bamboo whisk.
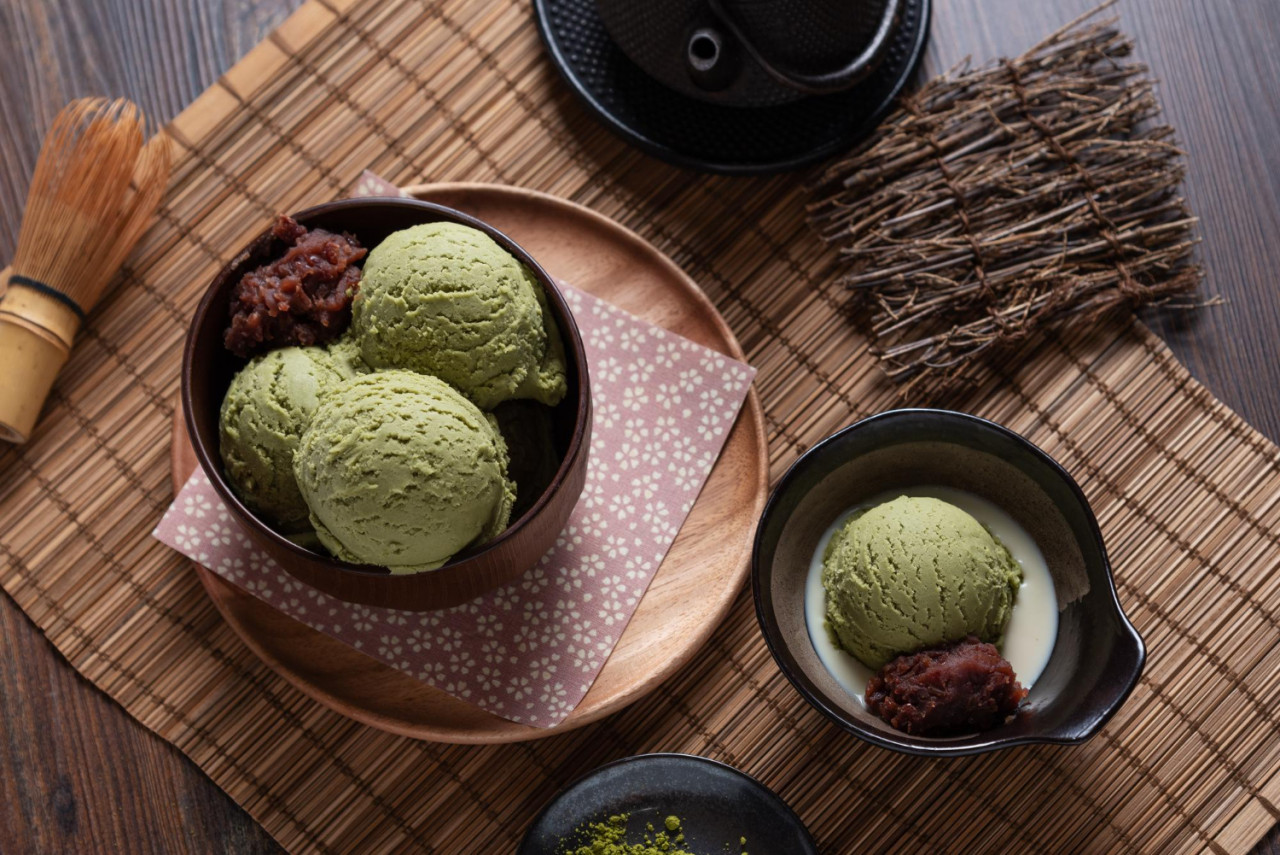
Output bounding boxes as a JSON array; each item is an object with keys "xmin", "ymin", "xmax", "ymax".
[{"xmin": 0, "ymin": 97, "xmax": 171, "ymax": 443}]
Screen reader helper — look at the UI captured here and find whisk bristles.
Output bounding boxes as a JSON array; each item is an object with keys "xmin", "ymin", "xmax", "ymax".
[{"xmin": 11, "ymin": 97, "xmax": 171, "ymax": 315}]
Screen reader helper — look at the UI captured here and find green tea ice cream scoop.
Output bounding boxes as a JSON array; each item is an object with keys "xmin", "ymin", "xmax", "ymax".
[
  {"xmin": 352, "ymin": 222, "xmax": 566, "ymax": 409},
  {"xmin": 218, "ymin": 345, "xmax": 354, "ymax": 530},
  {"xmin": 293, "ymin": 370, "xmax": 515, "ymax": 573},
  {"xmin": 822, "ymin": 495, "xmax": 1023, "ymax": 670}
]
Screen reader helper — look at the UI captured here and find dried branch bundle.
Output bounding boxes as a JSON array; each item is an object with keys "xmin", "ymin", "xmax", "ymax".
[{"xmin": 808, "ymin": 2, "xmax": 1204, "ymax": 397}]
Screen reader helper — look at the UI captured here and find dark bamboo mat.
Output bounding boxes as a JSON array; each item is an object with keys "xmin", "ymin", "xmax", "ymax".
[{"xmin": 1, "ymin": 0, "xmax": 1278, "ymax": 851}]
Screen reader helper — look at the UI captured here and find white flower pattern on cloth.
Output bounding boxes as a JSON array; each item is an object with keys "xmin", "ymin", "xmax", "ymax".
[{"xmin": 153, "ymin": 283, "xmax": 755, "ymax": 728}]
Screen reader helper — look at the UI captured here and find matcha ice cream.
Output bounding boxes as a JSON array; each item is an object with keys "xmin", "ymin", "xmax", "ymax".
[
  {"xmin": 326, "ymin": 330, "xmax": 371, "ymax": 377},
  {"xmin": 822, "ymin": 495, "xmax": 1022, "ymax": 670},
  {"xmin": 513, "ymin": 274, "xmax": 567, "ymax": 405},
  {"xmin": 293, "ymin": 370, "xmax": 516, "ymax": 573},
  {"xmin": 218, "ymin": 346, "xmax": 354, "ymax": 529},
  {"xmin": 352, "ymin": 222, "xmax": 567, "ymax": 409}
]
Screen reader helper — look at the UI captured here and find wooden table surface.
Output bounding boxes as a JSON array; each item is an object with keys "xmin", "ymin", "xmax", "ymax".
[{"xmin": 1, "ymin": 0, "xmax": 1277, "ymax": 852}]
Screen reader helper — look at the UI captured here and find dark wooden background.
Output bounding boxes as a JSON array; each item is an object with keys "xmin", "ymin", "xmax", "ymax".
[{"xmin": 1, "ymin": 0, "xmax": 1277, "ymax": 852}]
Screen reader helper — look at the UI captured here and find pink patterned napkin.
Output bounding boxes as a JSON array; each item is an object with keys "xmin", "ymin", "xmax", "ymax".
[{"xmin": 155, "ymin": 285, "xmax": 755, "ymax": 727}]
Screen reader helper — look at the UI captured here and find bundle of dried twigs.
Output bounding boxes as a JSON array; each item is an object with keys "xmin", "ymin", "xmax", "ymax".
[{"xmin": 808, "ymin": 2, "xmax": 1204, "ymax": 397}]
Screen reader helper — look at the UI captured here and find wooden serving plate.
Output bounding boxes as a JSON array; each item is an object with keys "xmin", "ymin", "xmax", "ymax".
[{"xmin": 170, "ymin": 183, "xmax": 768, "ymax": 743}]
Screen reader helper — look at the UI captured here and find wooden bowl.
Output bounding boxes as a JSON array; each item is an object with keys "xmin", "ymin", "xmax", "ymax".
[
  {"xmin": 182, "ymin": 197, "xmax": 591, "ymax": 611},
  {"xmin": 752, "ymin": 408, "xmax": 1146, "ymax": 756}
]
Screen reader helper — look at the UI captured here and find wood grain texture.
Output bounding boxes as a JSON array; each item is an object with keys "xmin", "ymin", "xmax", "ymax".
[
  {"xmin": 0, "ymin": 0, "xmax": 1278, "ymax": 852},
  {"xmin": 0, "ymin": 3, "xmax": 292, "ymax": 852}
]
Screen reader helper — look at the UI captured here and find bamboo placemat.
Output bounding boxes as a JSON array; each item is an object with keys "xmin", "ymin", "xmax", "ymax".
[{"xmin": 1, "ymin": 0, "xmax": 1278, "ymax": 851}]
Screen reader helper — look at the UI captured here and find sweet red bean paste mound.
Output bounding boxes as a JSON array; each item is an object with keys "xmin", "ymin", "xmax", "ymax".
[
  {"xmin": 223, "ymin": 215, "xmax": 366, "ymax": 357},
  {"xmin": 866, "ymin": 636, "xmax": 1027, "ymax": 736}
]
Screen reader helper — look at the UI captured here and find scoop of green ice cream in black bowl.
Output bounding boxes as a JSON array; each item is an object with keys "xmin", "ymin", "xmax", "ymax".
[
  {"xmin": 183, "ymin": 197, "xmax": 591, "ymax": 610},
  {"xmin": 751, "ymin": 409, "xmax": 1144, "ymax": 756}
]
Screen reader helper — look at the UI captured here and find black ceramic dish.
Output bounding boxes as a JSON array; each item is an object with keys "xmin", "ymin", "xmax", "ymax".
[
  {"xmin": 752, "ymin": 409, "xmax": 1146, "ymax": 756},
  {"xmin": 517, "ymin": 753, "xmax": 818, "ymax": 855},
  {"xmin": 533, "ymin": 0, "xmax": 930, "ymax": 174}
]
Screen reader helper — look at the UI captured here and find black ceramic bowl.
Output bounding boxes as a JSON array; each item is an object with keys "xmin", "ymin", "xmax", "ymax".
[
  {"xmin": 752, "ymin": 409, "xmax": 1145, "ymax": 756},
  {"xmin": 517, "ymin": 753, "xmax": 818, "ymax": 854}
]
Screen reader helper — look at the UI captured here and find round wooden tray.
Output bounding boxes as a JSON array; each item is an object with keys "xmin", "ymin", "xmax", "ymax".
[{"xmin": 171, "ymin": 182, "xmax": 768, "ymax": 743}]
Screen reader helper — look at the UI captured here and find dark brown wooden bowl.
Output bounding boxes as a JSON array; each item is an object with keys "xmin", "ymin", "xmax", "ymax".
[
  {"xmin": 752, "ymin": 408, "xmax": 1145, "ymax": 756},
  {"xmin": 182, "ymin": 197, "xmax": 592, "ymax": 610}
]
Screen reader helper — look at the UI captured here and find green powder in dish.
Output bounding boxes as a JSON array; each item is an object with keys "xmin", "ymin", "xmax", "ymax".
[{"xmin": 562, "ymin": 814, "xmax": 694, "ymax": 855}]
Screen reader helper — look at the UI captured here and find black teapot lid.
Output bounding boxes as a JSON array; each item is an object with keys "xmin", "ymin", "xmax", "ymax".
[{"xmin": 534, "ymin": 0, "xmax": 931, "ymax": 174}]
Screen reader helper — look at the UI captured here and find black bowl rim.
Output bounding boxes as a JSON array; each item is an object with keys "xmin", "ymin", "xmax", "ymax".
[
  {"xmin": 750, "ymin": 407, "xmax": 1146, "ymax": 756},
  {"xmin": 182, "ymin": 196, "xmax": 592, "ymax": 578},
  {"xmin": 516, "ymin": 752, "xmax": 819, "ymax": 854}
]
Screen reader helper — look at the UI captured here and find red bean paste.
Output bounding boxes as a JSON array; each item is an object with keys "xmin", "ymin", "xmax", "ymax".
[
  {"xmin": 866, "ymin": 636, "xmax": 1027, "ymax": 736},
  {"xmin": 224, "ymin": 215, "xmax": 365, "ymax": 358}
]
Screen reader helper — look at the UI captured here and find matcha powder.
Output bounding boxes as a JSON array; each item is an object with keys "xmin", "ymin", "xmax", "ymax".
[{"xmin": 562, "ymin": 814, "xmax": 747, "ymax": 855}]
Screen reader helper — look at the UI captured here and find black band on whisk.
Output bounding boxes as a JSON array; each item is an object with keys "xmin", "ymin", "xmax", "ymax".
[{"xmin": 7, "ymin": 275, "xmax": 87, "ymax": 321}]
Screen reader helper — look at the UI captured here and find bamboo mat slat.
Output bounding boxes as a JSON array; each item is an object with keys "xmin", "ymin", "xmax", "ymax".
[{"xmin": 2, "ymin": 0, "xmax": 1279, "ymax": 852}]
